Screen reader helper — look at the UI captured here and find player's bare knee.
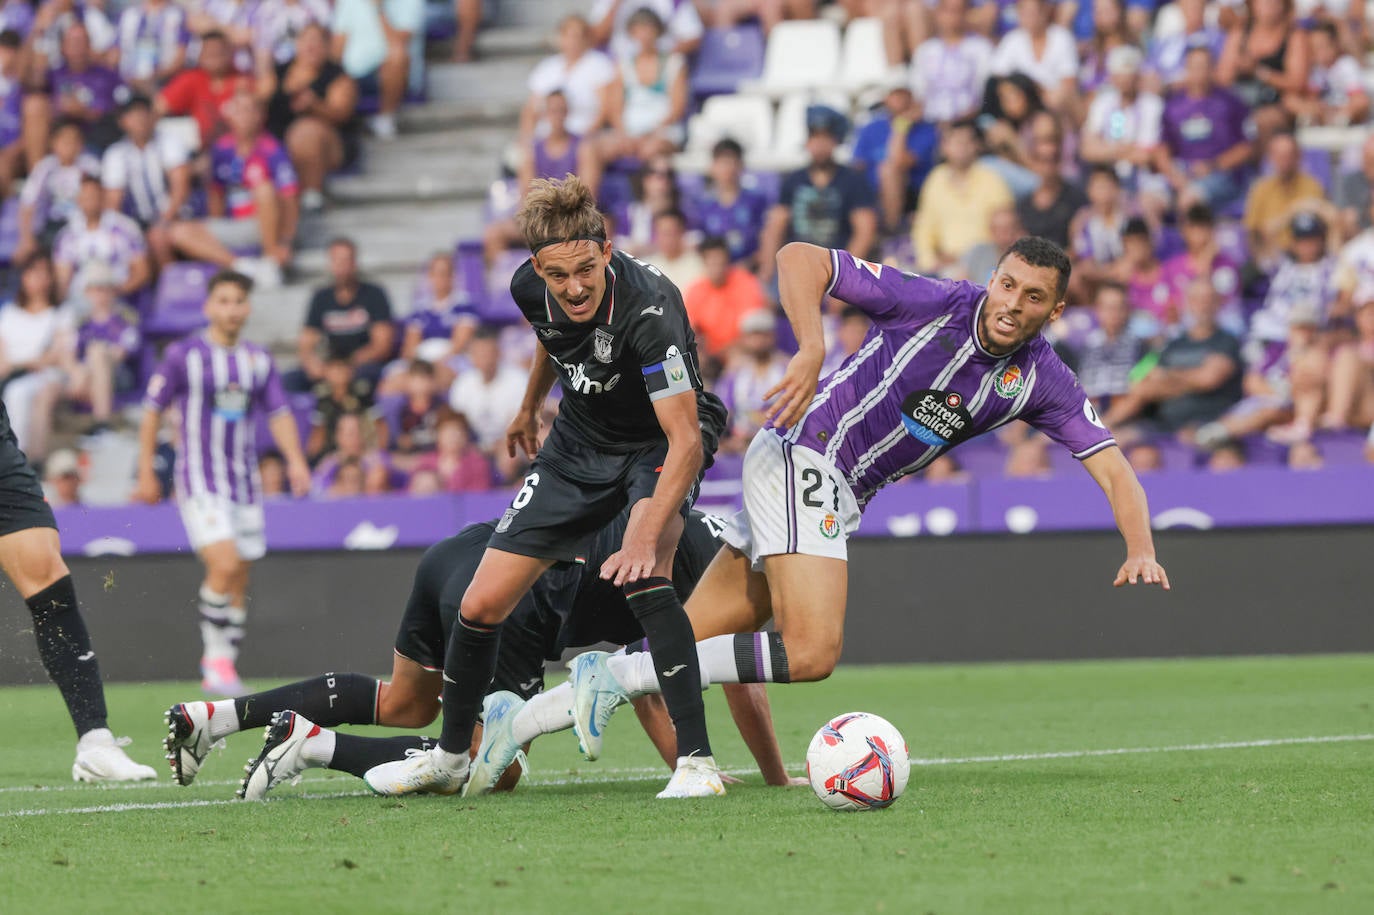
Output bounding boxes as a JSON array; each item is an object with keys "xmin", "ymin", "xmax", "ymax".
[
  {"xmin": 785, "ymin": 638, "xmax": 842, "ymax": 682},
  {"xmin": 458, "ymin": 589, "xmax": 507, "ymax": 626}
]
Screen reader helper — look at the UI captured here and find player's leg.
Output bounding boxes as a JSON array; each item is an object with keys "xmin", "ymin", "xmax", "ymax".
[
  {"xmin": 365, "ymin": 549, "xmax": 551, "ymax": 795},
  {"xmin": 0, "ymin": 526, "xmax": 156, "ymax": 781},
  {"xmin": 196, "ymin": 539, "xmax": 249, "ymax": 695}
]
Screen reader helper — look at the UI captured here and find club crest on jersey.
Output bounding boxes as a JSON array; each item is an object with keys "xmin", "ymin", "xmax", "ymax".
[
  {"xmin": 819, "ymin": 513, "xmax": 840, "ymax": 539},
  {"xmin": 593, "ymin": 328, "xmax": 614, "ymax": 363},
  {"xmin": 994, "ymin": 365, "xmax": 1024, "ymax": 399},
  {"xmin": 901, "ymin": 389, "xmax": 973, "ymax": 447}
]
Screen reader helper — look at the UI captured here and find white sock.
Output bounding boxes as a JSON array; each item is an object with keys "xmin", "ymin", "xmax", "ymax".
[
  {"xmin": 207, "ymin": 700, "xmax": 239, "ymax": 740},
  {"xmin": 77, "ymin": 727, "xmax": 114, "ymax": 750},
  {"xmin": 301, "ymin": 726, "xmax": 336, "ymax": 767},
  {"xmin": 608, "ymin": 636, "xmax": 744, "ymax": 693},
  {"xmin": 434, "ymin": 747, "xmax": 467, "ymax": 770},
  {"xmin": 198, "ymin": 587, "xmax": 243, "ymax": 662},
  {"xmin": 510, "ymin": 683, "xmax": 576, "ymax": 744}
]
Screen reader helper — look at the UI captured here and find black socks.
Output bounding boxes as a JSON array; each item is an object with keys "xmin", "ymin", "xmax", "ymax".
[
  {"xmin": 27, "ymin": 576, "xmax": 108, "ymax": 736},
  {"xmin": 624, "ymin": 577, "xmax": 712, "ymax": 759},
  {"xmin": 234, "ymin": 673, "xmax": 380, "ymax": 730},
  {"xmin": 438, "ymin": 616, "xmax": 501, "ymax": 755}
]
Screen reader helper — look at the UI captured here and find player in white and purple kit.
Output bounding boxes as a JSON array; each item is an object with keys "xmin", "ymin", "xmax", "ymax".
[
  {"xmin": 135, "ymin": 271, "xmax": 311, "ymax": 696},
  {"xmin": 566, "ymin": 237, "xmax": 1171, "ymax": 748}
]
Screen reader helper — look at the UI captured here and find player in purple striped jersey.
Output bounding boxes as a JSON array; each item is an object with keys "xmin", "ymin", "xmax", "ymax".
[
  {"xmin": 566, "ymin": 237, "xmax": 1170, "ymax": 744},
  {"xmin": 134, "ymin": 271, "xmax": 311, "ymax": 696}
]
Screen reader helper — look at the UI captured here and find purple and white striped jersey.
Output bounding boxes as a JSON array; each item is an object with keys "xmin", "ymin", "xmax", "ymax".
[
  {"xmin": 145, "ymin": 334, "xmax": 288, "ymax": 505},
  {"xmin": 116, "ymin": 3, "xmax": 188, "ymax": 83},
  {"xmin": 784, "ymin": 250, "xmax": 1116, "ymax": 508}
]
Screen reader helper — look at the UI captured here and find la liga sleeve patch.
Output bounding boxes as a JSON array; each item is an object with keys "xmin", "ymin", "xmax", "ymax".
[{"xmin": 643, "ymin": 346, "xmax": 693, "ymax": 401}]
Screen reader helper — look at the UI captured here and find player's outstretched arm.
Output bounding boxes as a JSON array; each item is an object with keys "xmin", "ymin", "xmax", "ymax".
[
  {"xmin": 507, "ymin": 341, "xmax": 558, "ymax": 459},
  {"xmin": 767, "ymin": 242, "xmax": 831, "ymax": 430},
  {"xmin": 723, "ymin": 683, "xmax": 807, "ymax": 787},
  {"xmin": 133, "ymin": 405, "xmax": 163, "ymax": 504},
  {"xmin": 267, "ymin": 410, "xmax": 312, "ymax": 497},
  {"xmin": 1082, "ymin": 446, "xmax": 1171, "ymax": 590}
]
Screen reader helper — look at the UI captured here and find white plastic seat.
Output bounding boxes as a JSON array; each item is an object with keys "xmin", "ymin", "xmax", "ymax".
[
  {"xmin": 839, "ymin": 17, "xmax": 889, "ymax": 93},
  {"xmin": 686, "ymin": 93, "xmax": 776, "ymax": 156},
  {"xmin": 743, "ymin": 19, "xmax": 841, "ymax": 96}
]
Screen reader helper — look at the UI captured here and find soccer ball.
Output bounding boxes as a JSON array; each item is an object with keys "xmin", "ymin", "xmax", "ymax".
[{"xmin": 805, "ymin": 712, "xmax": 910, "ymax": 811}]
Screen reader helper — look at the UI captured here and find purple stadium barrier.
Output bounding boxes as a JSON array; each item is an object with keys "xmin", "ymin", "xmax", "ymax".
[{"xmin": 690, "ymin": 25, "xmax": 765, "ymax": 102}]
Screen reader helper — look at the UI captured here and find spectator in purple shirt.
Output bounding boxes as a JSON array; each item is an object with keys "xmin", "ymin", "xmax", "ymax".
[
  {"xmin": 0, "ymin": 28, "xmax": 37, "ymax": 199},
  {"xmin": 46, "ymin": 20, "xmax": 126, "ymax": 151},
  {"xmin": 1159, "ymin": 203, "xmax": 1244, "ymax": 333},
  {"xmin": 66, "ymin": 264, "xmax": 139, "ymax": 433},
  {"xmin": 51, "ymin": 173, "xmax": 150, "ymax": 303},
  {"xmin": 113, "ymin": 0, "xmax": 187, "ymax": 96},
  {"xmin": 687, "ymin": 138, "xmax": 770, "ymax": 266},
  {"xmin": 1145, "ymin": 0, "xmax": 1225, "ymax": 91},
  {"xmin": 1154, "ymin": 44, "xmax": 1254, "ymax": 213},
  {"xmin": 15, "ymin": 118, "xmax": 100, "ymax": 263},
  {"xmin": 482, "ymin": 89, "xmax": 583, "ymax": 266}
]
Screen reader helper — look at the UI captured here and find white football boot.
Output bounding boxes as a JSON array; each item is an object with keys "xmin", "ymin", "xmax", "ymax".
[
  {"xmin": 656, "ymin": 755, "xmax": 726, "ymax": 799},
  {"xmin": 72, "ymin": 729, "xmax": 158, "ymax": 782}
]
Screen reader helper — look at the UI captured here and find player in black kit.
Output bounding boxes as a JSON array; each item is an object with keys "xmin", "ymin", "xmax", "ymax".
[
  {"xmin": 0, "ymin": 401, "xmax": 156, "ymax": 781},
  {"xmin": 160, "ymin": 510, "xmax": 795, "ymax": 798},
  {"xmin": 366, "ymin": 175, "xmax": 730, "ymax": 799}
]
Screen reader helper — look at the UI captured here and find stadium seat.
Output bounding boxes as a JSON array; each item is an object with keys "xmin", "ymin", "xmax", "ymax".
[
  {"xmin": 1301, "ymin": 147, "xmax": 1333, "ymax": 195},
  {"xmin": 143, "ymin": 261, "xmax": 216, "ymax": 338},
  {"xmin": 690, "ymin": 25, "xmax": 766, "ymax": 102},
  {"xmin": 453, "ymin": 240, "xmax": 488, "ymax": 311},
  {"xmin": 480, "ymin": 250, "xmax": 529, "ymax": 324},
  {"xmin": 485, "ymin": 178, "xmax": 521, "ymax": 224},
  {"xmin": 838, "ymin": 18, "xmax": 890, "ymax": 94},
  {"xmin": 741, "ymin": 19, "xmax": 841, "ymax": 97},
  {"xmin": 0, "ymin": 196, "xmax": 17, "ymax": 265},
  {"xmin": 686, "ymin": 93, "xmax": 775, "ymax": 157}
]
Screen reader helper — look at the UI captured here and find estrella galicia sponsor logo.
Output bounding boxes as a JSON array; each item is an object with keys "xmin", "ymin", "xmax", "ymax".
[
  {"xmin": 496, "ymin": 508, "xmax": 519, "ymax": 533},
  {"xmin": 993, "ymin": 365, "xmax": 1024, "ymax": 399},
  {"xmin": 593, "ymin": 327, "xmax": 614, "ymax": 363},
  {"xmin": 819, "ymin": 513, "xmax": 840, "ymax": 539},
  {"xmin": 900, "ymin": 389, "xmax": 973, "ymax": 447}
]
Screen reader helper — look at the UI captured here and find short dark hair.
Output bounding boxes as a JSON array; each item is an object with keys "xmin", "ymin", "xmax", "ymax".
[
  {"xmin": 1121, "ymin": 216, "xmax": 1151, "ymax": 239},
  {"xmin": 0, "ymin": 29, "xmax": 22, "ymax": 50},
  {"xmin": 1310, "ymin": 20, "xmax": 1339, "ymax": 42},
  {"xmin": 407, "ymin": 359, "xmax": 435, "ymax": 377},
  {"xmin": 52, "ymin": 117, "xmax": 84, "ymax": 138},
  {"xmin": 711, "ymin": 137, "xmax": 744, "ymax": 160},
  {"xmin": 118, "ymin": 93, "xmax": 153, "ymax": 117},
  {"xmin": 1183, "ymin": 202, "xmax": 1214, "ymax": 226},
  {"xmin": 699, "ymin": 235, "xmax": 730, "ymax": 255},
  {"xmin": 946, "ymin": 117, "xmax": 984, "ymax": 144},
  {"xmin": 653, "ymin": 208, "xmax": 687, "ymax": 227},
  {"xmin": 200, "ymin": 29, "xmax": 229, "ymax": 45},
  {"xmin": 840, "ymin": 305, "xmax": 868, "ymax": 322},
  {"xmin": 997, "ymin": 236, "xmax": 1071, "ymax": 301},
  {"xmin": 1086, "ymin": 164, "xmax": 1120, "ymax": 184},
  {"xmin": 473, "ymin": 324, "xmax": 502, "ymax": 341},
  {"xmin": 327, "ymin": 236, "xmax": 357, "ymax": 254},
  {"xmin": 1096, "ymin": 280, "xmax": 1127, "ymax": 298},
  {"xmin": 207, "ymin": 269, "xmax": 254, "ymax": 295}
]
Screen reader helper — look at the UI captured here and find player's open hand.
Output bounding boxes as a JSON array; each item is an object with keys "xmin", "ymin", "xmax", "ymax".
[
  {"xmin": 286, "ymin": 459, "xmax": 312, "ymax": 498},
  {"xmin": 506, "ymin": 410, "xmax": 540, "ymax": 459},
  {"xmin": 600, "ymin": 536, "xmax": 657, "ymax": 586},
  {"xmin": 1113, "ymin": 556, "xmax": 1170, "ymax": 590},
  {"xmin": 764, "ymin": 348, "xmax": 824, "ymax": 432}
]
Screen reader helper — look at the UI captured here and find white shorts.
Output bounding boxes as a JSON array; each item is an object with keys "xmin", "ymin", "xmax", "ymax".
[
  {"xmin": 177, "ymin": 492, "xmax": 267, "ymax": 560},
  {"xmin": 723, "ymin": 430, "xmax": 862, "ymax": 571}
]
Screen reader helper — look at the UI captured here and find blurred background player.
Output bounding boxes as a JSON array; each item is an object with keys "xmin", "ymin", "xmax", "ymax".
[
  {"xmin": 134, "ymin": 271, "xmax": 311, "ymax": 696},
  {"xmin": 0, "ymin": 401, "xmax": 155, "ymax": 781}
]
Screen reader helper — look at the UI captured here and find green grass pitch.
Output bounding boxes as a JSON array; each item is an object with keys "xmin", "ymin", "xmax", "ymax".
[{"xmin": 0, "ymin": 655, "xmax": 1370, "ymax": 914}]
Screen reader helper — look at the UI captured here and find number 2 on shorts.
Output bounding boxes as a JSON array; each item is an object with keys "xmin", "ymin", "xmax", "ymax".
[{"xmin": 798, "ymin": 467, "xmax": 839, "ymax": 512}]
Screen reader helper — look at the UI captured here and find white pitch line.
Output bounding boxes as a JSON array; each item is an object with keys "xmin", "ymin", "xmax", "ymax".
[
  {"xmin": 3, "ymin": 734, "xmax": 1369, "ymax": 817},
  {"xmin": 907, "ymin": 733, "xmax": 1374, "ymax": 766}
]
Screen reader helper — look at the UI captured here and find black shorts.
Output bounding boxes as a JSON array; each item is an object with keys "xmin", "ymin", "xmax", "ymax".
[
  {"xmin": 487, "ymin": 423, "xmax": 699, "ymax": 564},
  {"xmin": 0, "ymin": 437, "xmax": 56, "ymax": 538},
  {"xmin": 391, "ymin": 526, "xmax": 564, "ymax": 702}
]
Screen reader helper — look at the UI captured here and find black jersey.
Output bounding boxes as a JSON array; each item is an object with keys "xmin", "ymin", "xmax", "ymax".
[{"xmin": 510, "ymin": 250, "xmax": 726, "ymax": 453}]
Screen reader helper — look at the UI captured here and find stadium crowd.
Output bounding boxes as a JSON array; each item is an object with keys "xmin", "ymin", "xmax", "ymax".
[{"xmin": 4, "ymin": 0, "xmax": 1374, "ymax": 507}]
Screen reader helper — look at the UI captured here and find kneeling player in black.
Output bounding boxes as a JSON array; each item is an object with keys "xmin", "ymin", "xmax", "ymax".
[
  {"xmin": 366, "ymin": 176, "xmax": 731, "ymax": 799},
  {"xmin": 0, "ymin": 402, "xmax": 156, "ymax": 781},
  {"xmin": 162, "ymin": 510, "xmax": 795, "ymax": 797}
]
